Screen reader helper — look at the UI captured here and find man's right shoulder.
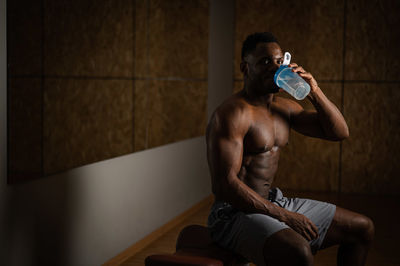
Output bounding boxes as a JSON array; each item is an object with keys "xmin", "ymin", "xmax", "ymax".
[{"xmin": 208, "ymin": 95, "xmax": 251, "ymax": 135}]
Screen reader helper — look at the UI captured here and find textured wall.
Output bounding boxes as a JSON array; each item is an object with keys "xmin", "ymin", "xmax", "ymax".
[
  {"xmin": 133, "ymin": 0, "xmax": 209, "ymax": 151},
  {"xmin": 2, "ymin": 0, "xmax": 213, "ymax": 264},
  {"xmin": 7, "ymin": 0, "xmax": 209, "ymax": 180},
  {"xmin": 234, "ymin": 0, "xmax": 400, "ymax": 195}
]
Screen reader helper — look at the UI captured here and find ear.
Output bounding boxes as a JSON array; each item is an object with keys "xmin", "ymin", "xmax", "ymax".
[{"xmin": 240, "ymin": 61, "xmax": 248, "ymax": 75}]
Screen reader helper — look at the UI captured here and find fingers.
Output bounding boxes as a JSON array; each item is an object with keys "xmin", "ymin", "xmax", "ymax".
[
  {"xmin": 291, "ymin": 65, "xmax": 306, "ymax": 74},
  {"xmin": 302, "ymin": 228, "xmax": 317, "ymax": 241},
  {"xmin": 303, "ymin": 218, "xmax": 319, "ymax": 241},
  {"xmin": 289, "ymin": 62, "xmax": 309, "ymax": 75},
  {"xmin": 288, "ymin": 62, "xmax": 306, "ymax": 75},
  {"xmin": 310, "ymin": 226, "xmax": 319, "ymax": 240},
  {"xmin": 308, "ymin": 221, "xmax": 319, "ymax": 240},
  {"xmin": 302, "ymin": 229, "xmax": 313, "ymax": 241},
  {"xmin": 289, "ymin": 63, "xmax": 315, "ymax": 83},
  {"xmin": 286, "ymin": 212, "xmax": 319, "ymax": 241},
  {"xmin": 311, "ymin": 221, "xmax": 319, "ymax": 237},
  {"xmin": 297, "ymin": 219, "xmax": 319, "ymax": 241},
  {"xmin": 302, "ymin": 225, "xmax": 318, "ymax": 241}
]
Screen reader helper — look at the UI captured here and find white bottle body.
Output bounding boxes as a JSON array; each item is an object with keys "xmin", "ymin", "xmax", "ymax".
[{"xmin": 274, "ymin": 65, "xmax": 310, "ymax": 100}]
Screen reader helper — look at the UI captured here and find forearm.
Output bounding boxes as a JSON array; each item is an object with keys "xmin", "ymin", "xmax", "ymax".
[
  {"xmin": 217, "ymin": 174, "xmax": 318, "ymax": 241},
  {"xmin": 307, "ymin": 87, "xmax": 349, "ymax": 140},
  {"xmin": 221, "ymin": 175, "xmax": 288, "ymax": 220}
]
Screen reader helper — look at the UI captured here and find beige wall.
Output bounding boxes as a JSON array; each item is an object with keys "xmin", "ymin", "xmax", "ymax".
[
  {"xmin": 234, "ymin": 0, "xmax": 400, "ymax": 195},
  {"xmin": 8, "ymin": 0, "xmax": 209, "ymax": 180}
]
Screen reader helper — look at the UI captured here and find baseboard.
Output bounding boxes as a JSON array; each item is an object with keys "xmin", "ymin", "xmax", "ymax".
[{"xmin": 103, "ymin": 194, "xmax": 214, "ymax": 265}]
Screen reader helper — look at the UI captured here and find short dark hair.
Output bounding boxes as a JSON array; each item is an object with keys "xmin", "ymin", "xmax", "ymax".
[{"xmin": 241, "ymin": 32, "xmax": 278, "ymax": 60}]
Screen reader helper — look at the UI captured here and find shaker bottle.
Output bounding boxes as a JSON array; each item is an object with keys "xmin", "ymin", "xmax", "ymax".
[{"xmin": 274, "ymin": 52, "xmax": 310, "ymax": 100}]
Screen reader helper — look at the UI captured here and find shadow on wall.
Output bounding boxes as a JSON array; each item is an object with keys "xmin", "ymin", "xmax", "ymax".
[{"xmin": 5, "ymin": 176, "xmax": 72, "ymax": 265}]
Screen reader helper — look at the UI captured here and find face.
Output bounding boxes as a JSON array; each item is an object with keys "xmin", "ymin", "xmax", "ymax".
[{"xmin": 242, "ymin": 42, "xmax": 284, "ymax": 95}]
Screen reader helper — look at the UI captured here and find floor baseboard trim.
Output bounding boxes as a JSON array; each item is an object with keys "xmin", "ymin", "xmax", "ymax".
[{"xmin": 103, "ymin": 194, "xmax": 214, "ymax": 265}]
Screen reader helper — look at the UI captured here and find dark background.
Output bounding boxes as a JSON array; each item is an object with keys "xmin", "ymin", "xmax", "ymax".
[
  {"xmin": 8, "ymin": 0, "xmax": 400, "ymax": 195},
  {"xmin": 3, "ymin": 0, "xmax": 400, "ymax": 265}
]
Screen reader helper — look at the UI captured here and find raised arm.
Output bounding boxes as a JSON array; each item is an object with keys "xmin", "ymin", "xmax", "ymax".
[{"xmin": 285, "ymin": 63, "xmax": 349, "ymax": 141}]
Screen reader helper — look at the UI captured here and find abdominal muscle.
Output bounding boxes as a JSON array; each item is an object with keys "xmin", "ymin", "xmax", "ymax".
[{"xmin": 237, "ymin": 146, "xmax": 280, "ymax": 199}]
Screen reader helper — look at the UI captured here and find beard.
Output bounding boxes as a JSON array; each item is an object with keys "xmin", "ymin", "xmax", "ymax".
[
  {"xmin": 246, "ymin": 77, "xmax": 279, "ymax": 96},
  {"xmin": 261, "ymin": 76, "xmax": 279, "ymax": 94},
  {"xmin": 246, "ymin": 69, "xmax": 279, "ymax": 95}
]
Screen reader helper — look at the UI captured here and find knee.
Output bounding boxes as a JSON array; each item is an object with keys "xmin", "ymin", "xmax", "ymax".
[
  {"xmin": 270, "ymin": 239, "xmax": 313, "ymax": 266},
  {"xmin": 354, "ymin": 215, "xmax": 375, "ymax": 244},
  {"xmin": 263, "ymin": 229, "xmax": 313, "ymax": 266},
  {"xmin": 291, "ymin": 241, "xmax": 314, "ymax": 266}
]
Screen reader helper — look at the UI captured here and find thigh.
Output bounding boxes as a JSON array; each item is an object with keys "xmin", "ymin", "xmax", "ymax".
[
  {"xmin": 320, "ymin": 206, "xmax": 374, "ymax": 249},
  {"xmin": 229, "ymin": 212, "xmax": 290, "ymax": 266},
  {"xmin": 263, "ymin": 228, "xmax": 313, "ymax": 266},
  {"xmin": 282, "ymin": 197, "xmax": 336, "ymax": 252}
]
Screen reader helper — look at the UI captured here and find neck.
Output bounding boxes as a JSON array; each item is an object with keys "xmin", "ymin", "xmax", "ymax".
[{"xmin": 243, "ymin": 83, "xmax": 274, "ymax": 106}]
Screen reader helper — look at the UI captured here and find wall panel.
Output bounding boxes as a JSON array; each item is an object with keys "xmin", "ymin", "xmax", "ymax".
[
  {"xmin": 44, "ymin": 0, "xmax": 134, "ymax": 77},
  {"xmin": 8, "ymin": 0, "xmax": 209, "ymax": 181},
  {"xmin": 147, "ymin": 0, "xmax": 208, "ymax": 78},
  {"xmin": 233, "ymin": 0, "xmax": 400, "ymax": 195},
  {"xmin": 43, "ymin": 78, "xmax": 133, "ymax": 175},
  {"xmin": 345, "ymin": 0, "xmax": 400, "ymax": 81},
  {"xmin": 145, "ymin": 80, "xmax": 207, "ymax": 148},
  {"xmin": 234, "ymin": 0, "xmax": 344, "ymax": 81},
  {"xmin": 342, "ymin": 83, "xmax": 400, "ymax": 195}
]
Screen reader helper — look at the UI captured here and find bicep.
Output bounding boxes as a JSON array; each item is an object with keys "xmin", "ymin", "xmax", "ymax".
[
  {"xmin": 209, "ymin": 135, "xmax": 244, "ymax": 183},
  {"xmin": 207, "ymin": 106, "xmax": 248, "ymax": 187},
  {"xmin": 291, "ymin": 109, "xmax": 326, "ymax": 139},
  {"xmin": 281, "ymin": 98, "xmax": 325, "ymax": 139}
]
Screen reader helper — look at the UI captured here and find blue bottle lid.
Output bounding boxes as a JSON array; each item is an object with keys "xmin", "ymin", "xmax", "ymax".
[
  {"xmin": 274, "ymin": 52, "xmax": 291, "ymax": 85},
  {"xmin": 274, "ymin": 65, "xmax": 289, "ymax": 85}
]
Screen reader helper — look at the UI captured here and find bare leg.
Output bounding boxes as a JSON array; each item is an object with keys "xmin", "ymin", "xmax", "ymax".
[
  {"xmin": 320, "ymin": 207, "xmax": 375, "ymax": 266},
  {"xmin": 263, "ymin": 228, "xmax": 314, "ymax": 266}
]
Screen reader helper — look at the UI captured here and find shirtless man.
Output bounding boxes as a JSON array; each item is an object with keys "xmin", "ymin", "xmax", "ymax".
[{"xmin": 206, "ymin": 32, "xmax": 374, "ymax": 266}]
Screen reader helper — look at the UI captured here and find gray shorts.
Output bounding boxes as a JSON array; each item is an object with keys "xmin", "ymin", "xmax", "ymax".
[{"xmin": 207, "ymin": 188, "xmax": 336, "ymax": 266}]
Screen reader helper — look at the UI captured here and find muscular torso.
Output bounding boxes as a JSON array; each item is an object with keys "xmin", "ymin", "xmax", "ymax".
[
  {"xmin": 239, "ymin": 105, "xmax": 290, "ymax": 198},
  {"xmin": 207, "ymin": 92, "xmax": 291, "ymax": 200}
]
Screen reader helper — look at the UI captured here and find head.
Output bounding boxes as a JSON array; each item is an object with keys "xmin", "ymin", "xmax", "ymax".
[{"xmin": 240, "ymin": 32, "xmax": 284, "ymax": 95}]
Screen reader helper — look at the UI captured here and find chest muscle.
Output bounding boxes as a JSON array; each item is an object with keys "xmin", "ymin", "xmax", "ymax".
[{"xmin": 244, "ymin": 112, "xmax": 289, "ymax": 153}]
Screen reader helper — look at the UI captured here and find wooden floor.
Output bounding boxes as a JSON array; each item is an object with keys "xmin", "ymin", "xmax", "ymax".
[{"xmin": 121, "ymin": 191, "xmax": 400, "ymax": 266}]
